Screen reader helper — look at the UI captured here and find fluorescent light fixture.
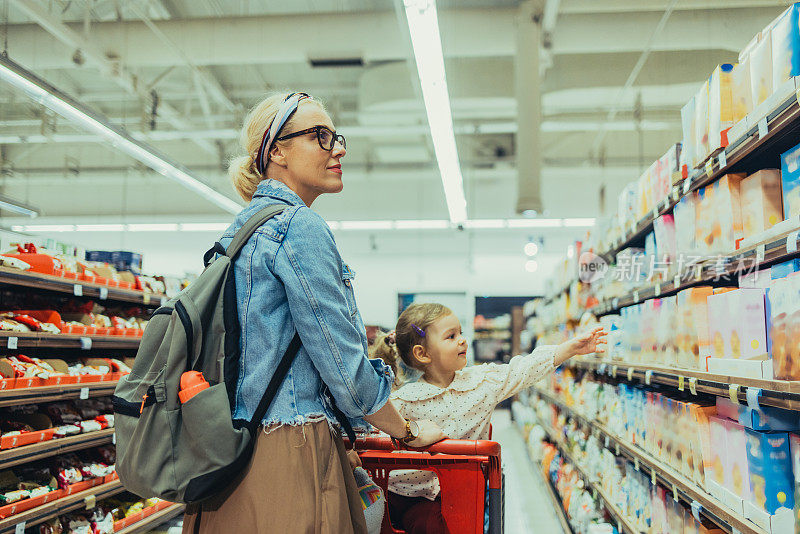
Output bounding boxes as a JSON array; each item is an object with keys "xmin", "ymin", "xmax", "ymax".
[
  {"xmin": 403, "ymin": 0, "xmax": 467, "ymax": 224},
  {"xmin": 507, "ymin": 219, "xmax": 563, "ymax": 228},
  {"xmin": 463, "ymin": 219, "xmax": 505, "ymax": 229},
  {"xmin": 338, "ymin": 221, "xmax": 394, "ymax": 230},
  {"xmin": 127, "ymin": 223, "xmax": 180, "ymax": 232},
  {"xmin": 12, "ymin": 224, "xmax": 73, "ymax": 232},
  {"xmin": 563, "ymin": 218, "xmax": 597, "ymax": 227},
  {"xmin": 74, "ymin": 224, "xmax": 126, "ymax": 232},
  {"xmin": 0, "ymin": 55, "xmax": 242, "ymax": 214},
  {"xmin": 524, "ymin": 242, "xmax": 539, "ymax": 256},
  {"xmin": 524, "ymin": 260, "xmax": 539, "ymax": 273},
  {"xmin": 0, "ymin": 194, "xmax": 39, "ymax": 218},
  {"xmin": 326, "ymin": 221, "xmax": 341, "ymax": 231},
  {"xmin": 394, "ymin": 220, "xmax": 450, "ymax": 230},
  {"xmin": 180, "ymin": 223, "xmax": 229, "ymax": 232}
]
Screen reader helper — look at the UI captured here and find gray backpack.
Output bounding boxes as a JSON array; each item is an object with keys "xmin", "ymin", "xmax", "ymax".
[{"xmin": 113, "ymin": 205, "xmax": 353, "ymax": 504}]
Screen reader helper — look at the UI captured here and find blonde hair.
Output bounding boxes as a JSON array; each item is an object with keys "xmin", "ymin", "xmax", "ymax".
[
  {"xmin": 228, "ymin": 92, "xmax": 326, "ymax": 202},
  {"xmin": 370, "ymin": 331, "xmax": 404, "ymax": 387},
  {"xmin": 391, "ymin": 303, "xmax": 453, "ymax": 371}
]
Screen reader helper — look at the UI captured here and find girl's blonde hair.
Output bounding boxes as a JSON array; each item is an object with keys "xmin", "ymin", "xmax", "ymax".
[
  {"xmin": 385, "ymin": 303, "xmax": 453, "ymax": 371},
  {"xmin": 369, "ymin": 332, "xmax": 404, "ymax": 387},
  {"xmin": 228, "ymin": 92, "xmax": 326, "ymax": 202}
]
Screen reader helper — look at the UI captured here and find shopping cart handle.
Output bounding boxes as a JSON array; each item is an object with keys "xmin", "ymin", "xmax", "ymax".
[{"xmin": 351, "ymin": 435, "xmax": 501, "ymax": 457}]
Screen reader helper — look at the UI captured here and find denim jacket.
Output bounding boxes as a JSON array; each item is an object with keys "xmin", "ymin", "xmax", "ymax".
[{"xmin": 218, "ymin": 179, "xmax": 393, "ymax": 429}]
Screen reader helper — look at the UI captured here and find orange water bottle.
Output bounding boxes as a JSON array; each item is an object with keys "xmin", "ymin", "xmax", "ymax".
[{"xmin": 179, "ymin": 371, "xmax": 209, "ymax": 403}]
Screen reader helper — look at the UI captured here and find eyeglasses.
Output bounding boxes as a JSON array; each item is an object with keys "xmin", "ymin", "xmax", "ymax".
[{"xmin": 276, "ymin": 125, "xmax": 346, "ymax": 151}]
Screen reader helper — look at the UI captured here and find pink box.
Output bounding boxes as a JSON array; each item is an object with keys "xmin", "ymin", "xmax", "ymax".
[
  {"xmin": 724, "ymin": 419, "xmax": 752, "ymax": 500},
  {"xmin": 708, "ymin": 416, "xmax": 730, "ymax": 488}
]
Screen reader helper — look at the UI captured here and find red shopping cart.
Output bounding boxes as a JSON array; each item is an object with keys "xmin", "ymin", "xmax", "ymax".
[{"xmin": 352, "ymin": 435, "xmax": 504, "ymax": 534}]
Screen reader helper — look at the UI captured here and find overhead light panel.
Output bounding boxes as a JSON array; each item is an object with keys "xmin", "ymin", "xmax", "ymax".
[
  {"xmin": 0, "ymin": 194, "xmax": 39, "ymax": 218},
  {"xmin": 403, "ymin": 0, "xmax": 467, "ymax": 224},
  {"xmin": 0, "ymin": 55, "xmax": 242, "ymax": 214}
]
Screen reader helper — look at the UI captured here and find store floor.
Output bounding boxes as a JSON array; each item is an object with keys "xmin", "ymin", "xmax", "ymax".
[{"xmin": 492, "ymin": 409, "xmax": 565, "ymax": 534}]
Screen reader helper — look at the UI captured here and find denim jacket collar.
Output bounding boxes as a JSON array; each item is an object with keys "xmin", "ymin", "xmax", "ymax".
[{"xmin": 252, "ymin": 179, "xmax": 307, "ymax": 207}]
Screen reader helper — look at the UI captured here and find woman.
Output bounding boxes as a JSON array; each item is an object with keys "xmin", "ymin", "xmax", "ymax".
[{"xmin": 182, "ymin": 92, "xmax": 446, "ymax": 533}]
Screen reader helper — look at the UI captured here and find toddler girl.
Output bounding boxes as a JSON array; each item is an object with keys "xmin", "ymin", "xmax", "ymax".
[{"xmin": 378, "ymin": 302, "xmax": 606, "ymax": 534}]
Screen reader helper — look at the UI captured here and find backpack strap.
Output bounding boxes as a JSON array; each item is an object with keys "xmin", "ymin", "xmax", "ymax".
[
  {"xmin": 248, "ymin": 332, "xmax": 302, "ymax": 432},
  {"xmin": 225, "ymin": 204, "xmax": 289, "ymax": 261}
]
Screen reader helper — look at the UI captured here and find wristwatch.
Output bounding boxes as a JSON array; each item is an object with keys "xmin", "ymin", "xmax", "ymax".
[{"xmin": 400, "ymin": 419, "xmax": 420, "ymax": 444}]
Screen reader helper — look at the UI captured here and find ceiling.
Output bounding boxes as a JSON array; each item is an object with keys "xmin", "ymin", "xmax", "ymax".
[{"xmin": 0, "ymin": 0, "xmax": 791, "ymax": 269}]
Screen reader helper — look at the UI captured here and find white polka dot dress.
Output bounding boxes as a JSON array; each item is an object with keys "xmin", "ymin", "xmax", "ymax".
[{"xmin": 387, "ymin": 345, "xmax": 557, "ymax": 500}]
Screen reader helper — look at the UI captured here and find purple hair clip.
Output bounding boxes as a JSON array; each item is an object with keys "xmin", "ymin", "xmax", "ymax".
[{"xmin": 411, "ymin": 324, "xmax": 426, "ymax": 337}]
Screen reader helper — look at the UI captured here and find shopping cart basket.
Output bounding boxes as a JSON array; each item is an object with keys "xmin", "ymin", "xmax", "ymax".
[{"xmin": 352, "ymin": 435, "xmax": 504, "ymax": 534}]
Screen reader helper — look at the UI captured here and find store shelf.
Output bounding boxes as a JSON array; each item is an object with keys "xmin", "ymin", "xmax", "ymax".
[
  {"xmin": 534, "ymin": 388, "xmax": 768, "ymax": 534},
  {"xmin": 0, "ymin": 381, "xmax": 119, "ymax": 408},
  {"xmin": 533, "ymin": 457, "xmax": 576, "ymax": 534},
  {"xmin": 534, "ymin": 419, "xmax": 641, "ymax": 534},
  {"xmin": 0, "ymin": 480, "xmax": 123, "ymax": 533},
  {"xmin": 114, "ymin": 503, "xmax": 185, "ymax": 534},
  {"xmin": 0, "ymin": 331, "xmax": 140, "ymax": 350},
  {"xmin": 0, "ymin": 266, "xmax": 168, "ymax": 307},
  {"xmin": 0, "ymin": 428, "xmax": 114, "ymax": 470},
  {"xmin": 571, "ymin": 358, "xmax": 800, "ymax": 411}
]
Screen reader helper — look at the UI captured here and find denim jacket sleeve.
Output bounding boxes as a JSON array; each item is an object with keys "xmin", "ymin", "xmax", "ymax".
[{"xmin": 272, "ymin": 207, "xmax": 393, "ymax": 418}]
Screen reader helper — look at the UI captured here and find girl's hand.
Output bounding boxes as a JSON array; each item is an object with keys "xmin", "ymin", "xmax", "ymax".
[
  {"xmin": 555, "ymin": 327, "xmax": 607, "ymax": 366},
  {"xmin": 407, "ymin": 419, "xmax": 448, "ymax": 448}
]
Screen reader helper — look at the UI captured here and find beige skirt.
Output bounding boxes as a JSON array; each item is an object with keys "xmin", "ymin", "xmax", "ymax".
[{"xmin": 182, "ymin": 419, "xmax": 367, "ymax": 534}]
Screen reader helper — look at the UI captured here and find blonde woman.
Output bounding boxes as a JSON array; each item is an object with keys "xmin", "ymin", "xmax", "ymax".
[{"xmin": 182, "ymin": 93, "xmax": 445, "ymax": 533}]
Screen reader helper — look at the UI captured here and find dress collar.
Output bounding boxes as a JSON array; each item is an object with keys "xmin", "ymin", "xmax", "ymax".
[{"xmin": 391, "ymin": 367, "xmax": 484, "ymax": 401}]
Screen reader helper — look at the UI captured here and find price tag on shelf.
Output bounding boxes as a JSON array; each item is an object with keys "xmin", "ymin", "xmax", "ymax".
[
  {"xmin": 746, "ymin": 387, "xmax": 762, "ymax": 410},
  {"xmin": 645, "ymin": 370, "xmax": 653, "ymax": 385},
  {"xmin": 756, "ymin": 244, "xmax": 765, "ymax": 263},
  {"xmin": 651, "ymin": 469, "xmax": 657, "ymax": 485},
  {"xmin": 7, "ymin": 337, "xmax": 17, "ymax": 350},
  {"xmin": 694, "ymin": 267, "xmax": 703, "ymax": 281},
  {"xmin": 652, "ymin": 207, "xmax": 659, "ymax": 220},
  {"xmin": 84, "ymin": 494, "xmax": 96, "ymax": 510},
  {"xmin": 80, "ymin": 337, "xmax": 92, "ymax": 350},
  {"xmin": 690, "ymin": 500, "xmax": 702, "ymax": 522},
  {"xmin": 599, "ymin": 363, "xmax": 607, "ymax": 375},
  {"xmin": 634, "ymin": 457, "xmax": 640, "ymax": 471},
  {"xmin": 672, "ymin": 186, "xmax": 681, "ymax": 202},
  {"xmin": 112, "ymin": 432, "xmax": 116, "ymax": 445},
  {"xmin": 662, "ymin": 199, "xmax": 670, "ymax": 212},
  {"xmin": 729, "ymin": 383, "xmax": 741, "ymax": 405},
  {"xmin": 143, "ymin": 293, "xmax": 151, "ymax": 305},
  {"xmin": 654, "ymin": 283, "xmax": 661, "ymax": 297},
  {"xmin": 633, "ymin": 290, "xmax": 639, "ymax": 303},
  {"xmin": 705, "ymin": 160, "xmax": 714, "ymax": 178},
  {"xmin": 161, "ymin": 296, "xmax": 168, "ymax": 306},
  {"xmin": 611, "ymin": 365, "xmax": 618, "ymax": 377},
  {"xmin": 672, "ymin": 484, "xmax": 679, "ymax": 502},
  {"xmin": 788, "ymin": 231, "xmax": 799, "ymax": 253},
  {"xmin": 592, "ymin": 488, "xmax": 598, "ymax": 500},
  {"xmin": 683, "ymin": 178, "xmax": 692, "ymax": 194},
  {"xmin": 605, "ymin": 436, "xmax": 610, "ymax": 448},
  {"xmin": 79, "ymin": 387, "xmax": 89, "ymax": 400},
  {"xmin": 758, "ymin": 117, "xmax": 769, "ymax": 139},
  {"xmin": 689, "ymin": 377, "xmax": 697, "ymax": 395},
  {"xmin": 678, "ymin": 375, "xmax": 685, "ymax": 391},
  {"xmin": 612, "ymin": 298, "xmax": 619, "ymax": 308},
  {"xmin": 99, "ymin": 287, "xmax": 108, "ymax": 300},
  {"xmin": 73, "ymin": 284, "xmax": 83, "ymax": 297},
  {"xmin": 615, "ymin": 443, "xmax": 620, "ymax": 456},
  {"xmin": 718, "ymin": 151, "xmax": 727, "ymax": 168},
  {"xmin": 15, "ymin": 522, "xmax": 25, "ymax": 534},
  {"xmin": 627, "ymin": 367, "xmax": 634, "ymax": 381}
]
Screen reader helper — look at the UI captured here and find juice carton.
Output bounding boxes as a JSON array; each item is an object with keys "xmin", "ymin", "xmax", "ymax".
[
  {"xmin": 741, "ymin": 169, "xmax": 784, "ymax": 238},
  {"xmin": 732, "ymin": 59, "xmax": 753, "ymax": 124},
  {"xmin": 713, "ymin": 173, "xmax": 746, "ymax": 253},
  {"xmin": 781, "ymin": 140, "xmax": 800, "ymax": 219},
  {"xmin": 771, "ymin": 4, "xmax": 800, "ymax": 89},
  {"xmin": 751, "ymin": 31, "xmax": 774, "ymax": 108},
  {"xmin": 708, "ymin": 64, "xmax": 734, "ymax": 153},
  {"xmin": 745, "ymin": 429, "xmax": 795, "ymax": 514}
]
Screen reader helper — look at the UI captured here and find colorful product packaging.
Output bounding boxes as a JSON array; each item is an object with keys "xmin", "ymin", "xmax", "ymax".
[
  {"xmin": 724, "ymin": 420, "xmax": 752, "ymax": 500},
  {"xmin": 771, "ymin": 4, "xmax": 800, "ymax": 89},
  {"xmin": 674, "ymin": 193, "xmax": 698, "ymax": 257},
  {"xmin": 768, "ymin": 274, "xmax": 800, "ymax": 380},
  {"xmin": 682, "ymin": 96, "xmax": 698, "ymax": 170},
  {"xmin": 694, "ymin": 80, "xmax": 711, "ymax": 165},
  {"xmin": 712, "ymin": 173, "xmax": 745, "ymax": 253},
  {"xmin": 677, "ymin": 287, "xmax": 714, "ymax": 369},
  {"xmin": 781, "ymin": 141, "xmax": 800, "ymax": 220},
  {"xmin": 707, "ymin": 288, "xmax": 736, "ymax": 359},
  {"xmin": 708, "ymin": 64, "xmax": 734, "ymax": 154},
  {"xmin": 731, "ymin": 289, "xmax": 769, "ymax": 360},
  {"xmin": 695, "ymin": 185, "xmax": 716, "ymax": 256},
  {"xmin": 789, "ymin": 433, "xmax": 800, "ymax": 534},
  {"xmin": 745, "ymin": 429, "xmax": 795, "ymax": 514},
  {"xmin": 708, "ymin": 416, "xmax": 729, "ymax": 489},
  {"xmin": 741, "ymin": 169, "xmax": 784, "ymax": 238},
  {"xmin": 732, "ymin": 58, "xmax": 753, "ymax": 124},
  {"xmin": 751, "ymin": 32, "xmax": 774, "ymax": 108}
]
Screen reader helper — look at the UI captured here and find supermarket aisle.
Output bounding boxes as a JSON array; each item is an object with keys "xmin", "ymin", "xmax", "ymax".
[{"xmin": 491, "ymin": 409, "xmax": 565, "ymax": 534}]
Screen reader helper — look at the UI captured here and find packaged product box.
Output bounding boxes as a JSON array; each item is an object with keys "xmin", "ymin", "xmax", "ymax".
[
  {"xmin": 740, "ymin": 403, "xmax": 800, "ymax": 432},
  {"xmin": 741, "ymin": 169, "xmax": 784, "ymax": 238},
  {"xmin": 656, "ymin": 296, "xmax": 678, "ymax": 366},
  {"xmin": 694, "ymin": 80, "xmax": 711, "ymax": 165},
  {"xmin": 663, "ymin": 143, "xmax": 682, "ymax": 186},
  {"xmin": 674, "ymin": 192, "xmax": 698, "ymax": 257},
  {"xmin": 708, "ymin": 416, "xmax": 730, "ymax": 488},
  {"xmin": 768, "ymin": 274, "xmax": 800, "ymax": 380},
  {"xmin": 716, "ymin": 397, "xmax": 741, "ymax": 422},
  {"xmin": 740, "ymin": 268, "xmax": 772, "ymax": 288},
  {"xmin": 789, "ymin": 433, "xmax": 800, "ymax": 534},
  {"xmin": 744, "ymin": 428, "xmax": 795, "ymax": 514},
  {"xmin": 690, "ymin": 404, "xmax": 717, "ymax": 488},
  {"xmin": 712, "ymin": 173, "xmax": 746, "ymax": 253},
  {"xmin": 780, "ymin": 141, "xmax": 800, "ymax": 219},
  {"xmin": 678, "ymin": 286, "xmax": 714, "ymax": 370},
  {"xmin": 771, "ymin": 4, "xmax": 800, "ymax": 89},
  {"xmin": 729, "ymin": 288, "xmax": 769, "ymax": 360},
  {"xmin": 707, "ymin": 289, "xmax": 736, "ymax": 359},
  {"xmin": 708, "ymin": 64, "xmax": 735, "ymax": 153},
  {"xmin": 618, "ymin": 182, "xmax": 638, "ymax": 229},
  {"xmin": 695, "ymin": 184, "xmax": 715, "ymax": 256},
  {"xmin": 682, "ymin": 96, "xmax": 698, "ymax": 170},
  {"xmin": 732, "ymin": 58, "xmax": 753, "ymax": 124},
  {"xmin": 750, "ymin": 32, "xmax": 774, "ymax": 108},
  {"xmin": 724, "ymin": 419, "xmax": 752, "ymax": 500},
  {"xmin": 770, "ymin": 258, "xmax": 800, "ymax": 279},
  {"xmin": 653, "ymin": 214, "xmax": 677, "ymax": 269}
]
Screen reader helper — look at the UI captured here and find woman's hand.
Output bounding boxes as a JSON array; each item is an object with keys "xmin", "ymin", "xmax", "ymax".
[
  {"xmin": 554, "ymin": 327, "xmax": 607, "ymax": 366},
  {"xmin": 407, "ymin": 419, "xmax": 447, "ymax": 448},
  {"xmin": 346, "ymin": 449, "xmax": 362, "ymax": 470}
]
